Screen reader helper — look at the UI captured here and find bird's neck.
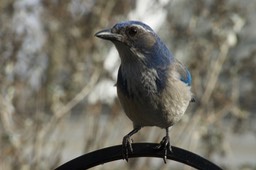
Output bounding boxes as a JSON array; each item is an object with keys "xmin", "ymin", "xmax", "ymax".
[
  {"xmin": 144, "ymin": 39, "xmax": 174, "ymax": 69},
  {"xmin": 119, "ymin": 60, "xmax": 149, "ymax": 81}
]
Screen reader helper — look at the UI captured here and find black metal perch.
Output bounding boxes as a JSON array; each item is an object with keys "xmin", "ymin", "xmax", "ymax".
[{"xmin": 55, "ymin": 143, "xmax": 222, "ymax": 170}]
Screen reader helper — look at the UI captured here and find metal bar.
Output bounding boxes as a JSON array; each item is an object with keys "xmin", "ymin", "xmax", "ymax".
[{"xmin": 55, "ymin": 143, "xmax": 222, "ymax": 170}]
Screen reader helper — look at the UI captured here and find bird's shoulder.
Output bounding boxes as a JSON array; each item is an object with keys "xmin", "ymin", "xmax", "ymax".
[{"xmin": 169, "ymin": 60, "xmax": 192, "ymax": 86}]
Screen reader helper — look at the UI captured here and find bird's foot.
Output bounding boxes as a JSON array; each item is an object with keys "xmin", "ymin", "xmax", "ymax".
[
  {"xmin": 121, "ymin": 127, "xmax": 141, "ymax": 162},
  {"xmin": 122, "ymin": 135, "xmax": 133, "ymax": 161},
  {"xmin": 155, "ymin": 136, "xmax": 172, "ymax": 163}
]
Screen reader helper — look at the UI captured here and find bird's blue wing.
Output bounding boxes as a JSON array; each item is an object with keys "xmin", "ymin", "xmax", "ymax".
[{"xmin": 174, "ymin": 61, "xmax": 192, "ymax": 86}]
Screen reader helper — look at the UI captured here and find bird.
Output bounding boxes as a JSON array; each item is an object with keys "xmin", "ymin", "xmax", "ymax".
[{"xmin": 95, "ymin": 21, "xmax": 194, "ymax": 162}]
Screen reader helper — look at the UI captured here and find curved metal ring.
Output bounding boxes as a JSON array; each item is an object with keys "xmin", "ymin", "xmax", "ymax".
[{"xmin": 55, "ymin": 143, "xmax": 222, "ymax": 170}]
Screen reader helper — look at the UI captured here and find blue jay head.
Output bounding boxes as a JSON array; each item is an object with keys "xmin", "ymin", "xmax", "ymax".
[{"xmin": 95, "ymin": 21, "xmax": 172, "ymax": 66}]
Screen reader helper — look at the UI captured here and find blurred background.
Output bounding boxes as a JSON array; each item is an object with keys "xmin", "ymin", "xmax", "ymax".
[{"xmin": 0, "ymin": 0, "xmax": 255, "ymax": 169}]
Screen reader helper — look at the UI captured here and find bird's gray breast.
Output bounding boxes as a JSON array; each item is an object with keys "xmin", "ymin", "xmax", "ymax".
[
  {"xmin": 117, "ymin": 64, "xmax": 175, "ymax": 127},
  {"xmin": 117, "ymin": 64, "xmax": 162, "ymax": 101}
]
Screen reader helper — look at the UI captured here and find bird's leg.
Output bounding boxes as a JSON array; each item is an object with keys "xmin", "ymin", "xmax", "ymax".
[
  {"xmin": 155, "ymin": 127, "xmax": 172, "ymax": 163},
  {"xmin": 122, "ymin": 127, "xmax": 141, "ymax": 161}
]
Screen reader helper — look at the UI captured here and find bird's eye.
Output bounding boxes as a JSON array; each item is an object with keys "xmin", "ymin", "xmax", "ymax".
[{"xmin": 127, "ymin": 26, "xmax": 138, "ymax": 37}]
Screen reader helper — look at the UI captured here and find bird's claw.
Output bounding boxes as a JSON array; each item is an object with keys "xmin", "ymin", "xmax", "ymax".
[
  {"xmin": 121, "ymin": 127, "xmax": 141, "ymax": 162},
  {"xmin": 155, "ymin": 136, "xmax": 172, "ymax": 163},
  {"xmin": 122, "ymin": 135, "xmax": 133, "ymax": 161}
]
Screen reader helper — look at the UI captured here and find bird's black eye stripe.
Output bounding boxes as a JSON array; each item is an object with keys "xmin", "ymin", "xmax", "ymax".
[{"xmin": 127, "ymin": 26, "xmax": 138, "ymax": 37}]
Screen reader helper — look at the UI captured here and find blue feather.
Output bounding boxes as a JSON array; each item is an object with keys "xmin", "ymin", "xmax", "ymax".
[
  {"xmin": 113, "ymin": 21, "xmax": 154, "ymax": 32},
  {"xmin": 180, "ymin": 68, "xmax": 192, "ymax": 86},
  {"xmin": 172, "ymin": 61, "xmax": 192, "ymax": 86}
]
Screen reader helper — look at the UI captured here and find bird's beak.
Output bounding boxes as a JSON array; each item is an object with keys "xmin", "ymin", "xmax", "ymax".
[{"xmin": 95, "ymin": 29, "xmax": 122, "ymax": 42}]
